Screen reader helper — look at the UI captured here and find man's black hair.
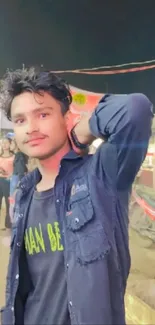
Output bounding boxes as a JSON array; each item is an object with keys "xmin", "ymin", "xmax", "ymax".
[{"xmin": 0, "ymin": 67, "xmax": 72, "ymax": 120}]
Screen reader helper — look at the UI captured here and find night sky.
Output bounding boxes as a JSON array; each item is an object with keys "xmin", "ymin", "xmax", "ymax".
[{"xmin": 0, "ymin": 0, "xmax": 155, "ymax": 105}]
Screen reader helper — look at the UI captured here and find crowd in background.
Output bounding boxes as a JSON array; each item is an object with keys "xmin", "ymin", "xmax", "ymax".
[{"xmin": 0, "ymin": 136, "xmax": 28, "ymax": 230}]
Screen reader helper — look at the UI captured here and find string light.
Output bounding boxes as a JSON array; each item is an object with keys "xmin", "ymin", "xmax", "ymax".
[{"xmin": 51, "ymin": 58, "xmax": 155, "ymax": 75}]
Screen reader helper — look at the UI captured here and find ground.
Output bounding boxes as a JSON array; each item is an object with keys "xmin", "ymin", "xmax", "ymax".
[
  {"xmin": 128, "ymin": 228, "xmax": 155, "ymax": 308},
  {"xmin": 0, "ymin": 200, "xmax": 155, "ymax": 323}
]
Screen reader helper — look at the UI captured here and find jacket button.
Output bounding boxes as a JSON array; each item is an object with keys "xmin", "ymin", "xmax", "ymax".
[
  {"xmin": 75, "ymin": 218, "xmax": 79, "ymax": 223},
  {"xmin": 17, "ymin": 242, "xmax": 21, "ymax": 247},
  {"xmin": 69, "ymin": 301, "xmax": 73, "ymax": 307},
  {"xmin": 67, "ymin": 263, "xmax": 69, "ymax": 268},
  {"xmin": 56, "ymin": 199, "xmax": 60, "ymax": 203},
  {"xmin": 11, "ymin": 306, "xmax": 14, "ymax": 311},
  {"xmin": 15, "ymin": 274, "xmax": 19, "ymax": 279}
]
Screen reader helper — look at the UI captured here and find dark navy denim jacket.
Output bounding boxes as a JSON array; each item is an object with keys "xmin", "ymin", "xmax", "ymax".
[{"xmin": 1, "ymin": 94, "xmax": 153, "ymax": 325}]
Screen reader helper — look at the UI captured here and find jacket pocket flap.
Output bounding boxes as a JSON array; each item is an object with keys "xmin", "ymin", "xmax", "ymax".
[
  {"xmin": 66, "ymin": 205, "xmax": 93, "ymax": 231},
  {"xmin": 70, "ymin": 188, "xmax": 89, "ymax": 204}
]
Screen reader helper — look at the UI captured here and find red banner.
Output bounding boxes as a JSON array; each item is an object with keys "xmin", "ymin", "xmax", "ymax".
[
  {"xmin": 70, "ymin": 86, "xmax": 103, "ymax": 114},
  {"xmin": 132, "ymin": 190, "xmax": 155, "ymax": 220}
]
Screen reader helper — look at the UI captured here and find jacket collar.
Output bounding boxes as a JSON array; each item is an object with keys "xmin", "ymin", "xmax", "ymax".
[{"xmin": 19, "ymin": 150, "xmax": 83, "ymax": 193}]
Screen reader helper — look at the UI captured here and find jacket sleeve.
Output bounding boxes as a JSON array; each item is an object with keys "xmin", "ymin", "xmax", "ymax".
[
  {"xmin": 2, "ymin": 190, "xmax": 31, "ymax": 325},
  {"xmin": 89, "ymin": 93, "xmax": 153, "ymax": 189}
]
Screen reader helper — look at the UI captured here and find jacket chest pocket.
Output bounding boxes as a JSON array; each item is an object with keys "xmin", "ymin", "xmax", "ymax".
[{"xmin": 65, "ymin": 185, "xmax": 110, "ymax": 265}]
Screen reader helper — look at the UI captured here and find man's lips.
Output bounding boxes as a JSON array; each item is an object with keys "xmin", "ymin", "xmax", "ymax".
[{"xmin": 25, "ymin": 136, "xmax": 46, "ymax": 144}]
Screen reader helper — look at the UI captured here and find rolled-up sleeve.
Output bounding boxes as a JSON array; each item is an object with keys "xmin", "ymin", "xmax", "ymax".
[{"xmin": 89, "ymin": 93, "xmax": 153, "ymax": 189}]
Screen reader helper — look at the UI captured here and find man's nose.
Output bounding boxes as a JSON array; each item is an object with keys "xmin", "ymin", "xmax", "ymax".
[{"xmin": 26, "ymin": 118, "xmax": 39, "ymax": 134}]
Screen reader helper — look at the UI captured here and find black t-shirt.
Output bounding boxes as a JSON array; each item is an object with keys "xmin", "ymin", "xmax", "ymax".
[{"xmin": 24, "ymin": 188, "xmax": 70, "ymax": 325}]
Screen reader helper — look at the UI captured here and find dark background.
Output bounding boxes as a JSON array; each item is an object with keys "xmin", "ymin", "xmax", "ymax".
[{"xmin": 0, "ymin": 0, "xmax": 155, "ymax": 105}]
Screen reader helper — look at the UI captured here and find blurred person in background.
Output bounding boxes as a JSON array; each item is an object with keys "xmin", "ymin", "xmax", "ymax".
[
  {"xmin": 0, "ymin": 140, "xmax": 2, "ymax": 155},
  {"xmin": 10, "ymin": 139, "xmax": 28, "ymax": 196},
  {"xmin": 0, "ymin": 137, "xmax": 14, "ymax": 230}
]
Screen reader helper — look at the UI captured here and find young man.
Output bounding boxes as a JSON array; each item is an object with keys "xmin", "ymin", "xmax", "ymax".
[{"xmin": 0, "ymin": 68, "xmax": 153, "ymax": 325}]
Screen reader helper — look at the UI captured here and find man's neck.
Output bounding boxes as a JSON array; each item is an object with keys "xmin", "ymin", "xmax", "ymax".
[{"xmin": 37, "ymin": 144, "xmax": 70, "ymax": 192}]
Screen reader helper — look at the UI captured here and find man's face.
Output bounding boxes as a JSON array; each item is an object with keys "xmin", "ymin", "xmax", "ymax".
[{"xmin": 11, "ymin": 91, "xmax": 69, "ymax": 159}]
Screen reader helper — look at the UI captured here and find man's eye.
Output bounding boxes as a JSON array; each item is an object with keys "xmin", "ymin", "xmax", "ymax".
[
  {"xmin": 14, "ymin": 119, "xmax": 24, "ymax": 124},
  {"xmin": 40, "ymin": 113, "xmax": 49, "ymax": 118}
]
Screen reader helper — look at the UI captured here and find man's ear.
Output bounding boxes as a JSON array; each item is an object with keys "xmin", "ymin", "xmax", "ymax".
[
  {"xmin": 64, "ymin": 110, "xmax": 81, "ymax": 127},
  {"xmin": 64, "ymin": 110, "xmax": 83, "ymax": 154}
]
